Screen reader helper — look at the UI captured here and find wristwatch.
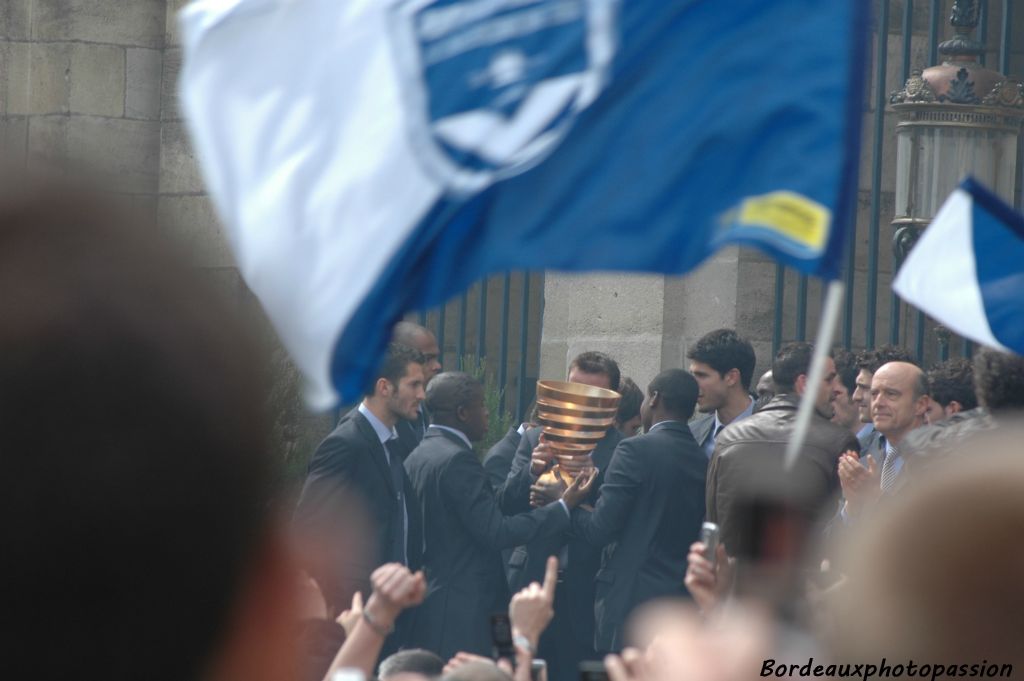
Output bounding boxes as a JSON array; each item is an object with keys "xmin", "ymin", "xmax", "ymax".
[
  {"xmin": 512, "ymin": 633, "xmax": 534, "ymax": 656},
  {"xmin": 361, "ymin": 608, "xmax": 394, "ymax": 638}
]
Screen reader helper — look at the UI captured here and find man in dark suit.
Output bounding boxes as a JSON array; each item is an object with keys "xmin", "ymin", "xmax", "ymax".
[
  {"xmin": 483, "ymin": 425, "xmax": 523, "ymax": 490},
  {"xmin": 294, "ymin": 343, "xmax": 426, "ymax": 630},
  {"xmin": 404, "ymin": 372, "xmax": 587, "ymax": 660},
  {"xmin": 393, "ymin": 322, "xmax": 442, "ymax": 450},
  {"xmin": 567, "ymin": 369, "xmax": 707, "ymax": 654},
  {"xmin": 496, "ymin": 350, "xmax": 623, "ymax": 681}
]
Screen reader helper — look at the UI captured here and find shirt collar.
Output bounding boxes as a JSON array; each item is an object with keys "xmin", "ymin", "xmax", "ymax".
[
  {"xmin": 649, "ymin": 419, "xmax": 684, "ymax": 433},
  {"xmin": 713, "ymin": 396, "xmax": 754, "ymax": 432},
  {"xmin": 857, "ymin": 423, "xmax": 875, "ymax": 440},
  {"xmin": 358, "ymin": 402, "xmax": 398, "ymax": 445},
  {"xmin": 429, "ymin": 424, "xmax": 473, "ymax": 449}
]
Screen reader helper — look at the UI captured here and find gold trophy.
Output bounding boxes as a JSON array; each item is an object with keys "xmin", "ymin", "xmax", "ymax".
[{"xmin": 534, "ymin": 380, "xmax": 621, "ymax": 485}]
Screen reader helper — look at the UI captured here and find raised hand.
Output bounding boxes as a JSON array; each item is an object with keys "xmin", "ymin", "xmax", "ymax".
[
  {"xmin": 529, "ymin": 434, "xmax": 556, "ymax": 476},
  {"xmin": 509, "ymin": 555, "xmax": 558, "ymax": 649}
]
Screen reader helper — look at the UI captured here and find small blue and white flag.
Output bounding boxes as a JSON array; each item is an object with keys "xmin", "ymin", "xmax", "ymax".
[
  {"xmin": 179, "ymin": 0, "xmax": 867, "ymax": 408},
  {"xmin": 893, "ymin": 178, "xmax": 1024, "ymax": 355}
]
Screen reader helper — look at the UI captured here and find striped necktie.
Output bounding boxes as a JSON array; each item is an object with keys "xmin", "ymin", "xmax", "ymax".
[{"xmin": 879, "ymin": 444, "xmax": 901, "ymax": 492}]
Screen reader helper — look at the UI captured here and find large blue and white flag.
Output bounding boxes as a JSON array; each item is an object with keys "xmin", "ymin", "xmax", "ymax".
[
  {"xmin": 893, "ymin": 178, "xmax": 1024, "ymax": 355},
  {"xmin": 179, "ymin": 0, "xmax": 867, "ymax": 408}
]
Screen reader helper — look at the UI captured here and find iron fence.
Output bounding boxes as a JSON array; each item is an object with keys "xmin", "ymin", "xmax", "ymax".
[{"xmin": 772, "ymin": 0, "xmax": 1023, "ymax": 364}]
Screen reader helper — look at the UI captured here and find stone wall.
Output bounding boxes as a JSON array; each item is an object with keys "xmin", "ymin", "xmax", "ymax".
[{"xmin": 1, "ymin": 0, "xmax": 230, "ymax": 270}]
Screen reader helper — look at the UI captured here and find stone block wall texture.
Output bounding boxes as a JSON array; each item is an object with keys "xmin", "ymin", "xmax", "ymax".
[{"xmin": 0, "ymin": 0, "xmax": 230, "ymax": 269}]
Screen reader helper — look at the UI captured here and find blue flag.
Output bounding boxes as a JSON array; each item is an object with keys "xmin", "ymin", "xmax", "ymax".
[
  {"xmin": 180, "ymin": 0, "xmax": 867, "ymax": 407},
  {"xmin": 894, "ymin": 178, "xmax": 1024, "ymax": 354}
]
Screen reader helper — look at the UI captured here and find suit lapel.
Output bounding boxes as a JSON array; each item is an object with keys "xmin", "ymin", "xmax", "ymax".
[
  {"xmin": 353, "ymin": 411, "xmax": 397, "ymax": 495},
  {"xmin": 688, "ymin": 413, "xmax": 714, "ymax": 446}
]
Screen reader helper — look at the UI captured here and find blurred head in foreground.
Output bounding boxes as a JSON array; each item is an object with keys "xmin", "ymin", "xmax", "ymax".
[
  {"xmin": 0, "ymin": 184, "xmax": 298, "ymax": 681},
  {"xmin": 829, "ymin": 426, "xmax": 1024, "ymax": 667}
]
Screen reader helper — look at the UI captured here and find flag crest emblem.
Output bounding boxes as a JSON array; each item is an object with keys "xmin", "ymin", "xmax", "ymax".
[{"xmin": 391, "ymin": 0, "xmax": 617, "ymax": 193}]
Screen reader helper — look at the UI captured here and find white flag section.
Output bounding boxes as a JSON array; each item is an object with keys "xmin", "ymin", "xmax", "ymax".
[
  {"xmin": 180, "ymin": 0, "xmax": 447, "ymax": 408},
  {"xmin": 893, "ymin": 178, "xmax": 1024, "ymax": 355},
  {"xmin": 893, "ymin": 187, "xmax": 1005, "ymax": 350}
]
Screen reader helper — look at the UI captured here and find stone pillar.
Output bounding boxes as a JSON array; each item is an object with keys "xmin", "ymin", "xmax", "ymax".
[
  {"xmin": 540, "ymin": 246, "xmax": 778, "ymax": 392},
  {"xmin": 540, "ymin": 271, "xmax": 665, "ymax": 391},
  {"xmin": 2, "ymin": 0, "xmax": 165, "ymax": 222},
  {"xmin": 157, "ymin": 0, "xmax": 235, "ymax": 272}
]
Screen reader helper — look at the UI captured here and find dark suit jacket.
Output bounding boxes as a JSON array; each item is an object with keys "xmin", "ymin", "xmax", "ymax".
[
  {"xmin": 483, "ymin": 426, "xmax": 522, "ymax": 490},
  {"xmin": 404, "ymin": 428, "xmax": 570, "ymax": 659},
  {"xmin": 572, "ymin": 422, "xmax": 707, "ymax": 653},
  {"xmin": 483, "ymin": 426, "xmax": 524, "ymax": 578},
  {"xmin": 497, "ymin": 426, "xmax": 623, "ymax": 650},
  {"xmin": 293, "ymin": 408, "xmax": 423, "ymax": 612}
]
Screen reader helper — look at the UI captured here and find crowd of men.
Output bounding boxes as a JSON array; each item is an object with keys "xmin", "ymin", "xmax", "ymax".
[
  {"xmin": 8, "ymin": 184, "xmax": 1024, "ymax": 681},
  {"xmin": 292, "ymin": 319, "xmax": 1024, "ymax": 680}
]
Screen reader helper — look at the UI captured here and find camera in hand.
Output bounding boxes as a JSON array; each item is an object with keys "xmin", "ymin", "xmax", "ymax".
[
  {"xmin": 579, "ymin": 660, "xmax": 609, "ymax": 681},
  {"xmin": 490, "ymin": 613, "xmax": 514, "ymax": 661}
]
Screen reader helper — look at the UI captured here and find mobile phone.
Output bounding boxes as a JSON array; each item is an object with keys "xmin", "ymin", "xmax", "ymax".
[
  {"xmin": 579, "ymin": 660, "xmax": 609, "ymax": 681},
  {"xmin": 531, "ymin": 659, "xmax": 547, "ymax": 681},
  {"xmin": 700, "ymin": 521, "xmax": 720, "ymax": 567},
  {"xmin": 490, "ymin": 613, "xmax": 515, "ymax": 661}
]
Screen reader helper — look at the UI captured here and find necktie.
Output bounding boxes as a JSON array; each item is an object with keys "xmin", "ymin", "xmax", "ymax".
[
  {"xmin": 879, "ymin": 444, "xmax": 901, "ymax": 492},
  {"xmin": 384, "ymin": 438, "xmax": 408, "ymax": 566}
]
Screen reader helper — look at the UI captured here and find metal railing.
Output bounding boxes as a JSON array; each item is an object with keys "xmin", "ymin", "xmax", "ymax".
[{"xmin": 415, "ymin": 272, "xmax": 544, "ymax": 423}]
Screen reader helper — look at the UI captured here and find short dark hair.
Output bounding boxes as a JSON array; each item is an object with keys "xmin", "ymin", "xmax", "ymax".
[
  {"xmin": 1, "ymin": 187, "xmax": 276, "ymax": 681},
  {"xmin": 569, "ymin": 350, "xmax": 621, "ymax": 392},
  {"xmin": 392, "ymin": 320, "xmax": 433, "ymax": 346},
  {"xmin": 856, "ymin": 345, "xmax": 916, "ymax": 374},
  {"xmin": 424, "ymin": 371, "xmax": 483, "ymax": 418},
  {"xmin": 833, "ymin": 348, "xmax": 858, "ymax": 394},
  {"xmin": 927, "ymin": 358, "xmax": 977, "ymax": 411},
  {"xmin": 615, "ymin": 377, "xmax": 644, "ymax": 425},
  {"xmin": 379, "ymin": 648, "xmax": 445, "ymax": 680},
  {"xmin": 367, "ymin": 342, "xmax": 425, "ymax": 397},
  {"xmin": 772, "ymin": 342, "xmax": 826, "ymax": 394},
  {"xmin": 686, "ymin": 329, "xmax": 757, "ymax": 390},
  {"xmin": 647, "ymin": 369, "xmax": 699, "ymax": 420},
  {"xmin": 973, "ymin": 348, "xmax": 1024, "ymax": 412}
]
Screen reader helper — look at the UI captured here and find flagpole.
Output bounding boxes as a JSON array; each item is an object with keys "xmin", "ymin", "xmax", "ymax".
[{"xmin": 784, "ymin": 280, "xmax": 845, "ymax": 470}]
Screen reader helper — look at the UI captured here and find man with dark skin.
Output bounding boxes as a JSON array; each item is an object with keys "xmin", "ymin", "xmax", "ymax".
[
  {"xmin": 403, "ymin": 372, "xmax": 586, "ymax": 659},
  {"xmin": 564, "ymin": 369, "xmax": 706, "ymax": 653}
]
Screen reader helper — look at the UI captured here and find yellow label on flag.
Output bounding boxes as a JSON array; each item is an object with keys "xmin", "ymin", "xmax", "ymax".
[{"xmin": 736, "ymin": 191, "xmax": 830, "ymax": 251}]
